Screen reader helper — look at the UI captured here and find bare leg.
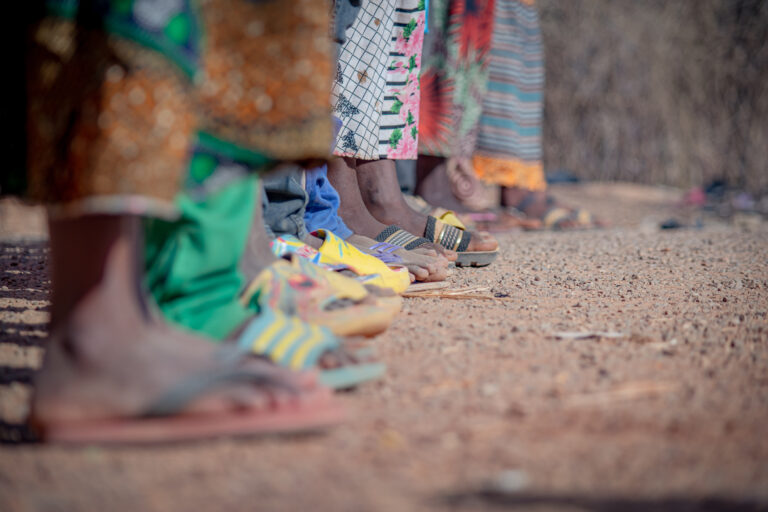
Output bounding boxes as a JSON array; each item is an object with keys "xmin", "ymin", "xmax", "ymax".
[
  {"xmin": 355, "ymin": 159, "xmax": 426, "ymax": 236},
  {"xmin": 327, "ymin": 157, "xmax": 460, "ymax": 258},
  {"xmin": 326, "ymin": 157, "xmax": 391, "ymax": 238},
  {"xmin": 415, "ymin": 155, "xmax": 473, "ymax": 213}
]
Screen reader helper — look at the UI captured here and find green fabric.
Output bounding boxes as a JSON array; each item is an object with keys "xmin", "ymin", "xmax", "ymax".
[{"xmin": 144, "ymin": 175, "xmax": 259, "ymax": 341}]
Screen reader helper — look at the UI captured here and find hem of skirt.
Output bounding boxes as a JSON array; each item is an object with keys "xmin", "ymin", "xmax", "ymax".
[
  {"xmin": 45, "ymin": 195, "xmax": 179, "ymax": 220},
  {"xmin": 472, "ymin": 154, "xmax": 547, "ymax": 190},
  {"xmin": 329, "ymin": 152, "xmax": 420, "ymax": 161}
]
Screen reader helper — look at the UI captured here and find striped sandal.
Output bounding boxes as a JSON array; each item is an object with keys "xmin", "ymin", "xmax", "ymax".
[
  {"xmin": 374, "ymin": 225, "xmax": 432, "ymax": 251},
  {"xmin": 366, "ymin": 241, "xmax": 404, "ymax": 265},
  {"xmin": 236, "ymin": 307, "xmax": 386, "ymax": 390},
  {"xmin": 423, "ymin": 216, "xmax": 499, "ymax": 268}
]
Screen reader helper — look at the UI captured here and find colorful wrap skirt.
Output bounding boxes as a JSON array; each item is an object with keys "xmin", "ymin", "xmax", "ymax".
[
  {"xmin": 418, "ymin": 0, "xmax": 545, "ymax": 190},
  {"xmin": 331, "ymin": 0, "xmax": 427, "ymax": 160},
  {"xmin": 26, "ymin": 0, "xmax": 334, "ymax": 218},
  {"xmin": 418, "ymin": 0, "xmax": 496, "ymax": 159}
]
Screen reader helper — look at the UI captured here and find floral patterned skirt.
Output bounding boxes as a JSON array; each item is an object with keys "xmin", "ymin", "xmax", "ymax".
[
  {"xmin": 26, "ymin": 0, "xmax": 333, "ymax": 218},
  {"xmin": 331, "ymin": 0, "xmax": 426, "ymax": 161}
]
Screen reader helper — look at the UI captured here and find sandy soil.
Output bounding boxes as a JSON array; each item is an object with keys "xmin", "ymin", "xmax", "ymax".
[{"xmin": 1, "ymin": 184, "xmax": 767, "ymax": 512}]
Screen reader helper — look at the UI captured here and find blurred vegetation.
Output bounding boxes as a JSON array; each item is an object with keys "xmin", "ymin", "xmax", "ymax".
[{"xmin": 539, "ymin": 0, "xmax": 768, "ymax": 192}]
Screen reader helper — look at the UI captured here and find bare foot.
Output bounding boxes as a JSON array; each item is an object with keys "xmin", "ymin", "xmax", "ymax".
[{"xmin": 32, "ymin": 240, "xmax": 310, "ymax": 426}]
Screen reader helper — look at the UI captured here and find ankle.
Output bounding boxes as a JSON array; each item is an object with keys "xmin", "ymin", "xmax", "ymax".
[
  {"xmin": 53, "ymin": 277, "xmax": 147, "ymax": 364},
  {"xmin": 338, "ymin": 204, "xmax": 386, "ymax": 238},
  {"xmin": 501, "ymin": 187, "xmax": 527, "ymax": 208}
]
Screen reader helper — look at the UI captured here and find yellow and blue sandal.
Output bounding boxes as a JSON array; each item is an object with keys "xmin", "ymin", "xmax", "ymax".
[
  {"xmin": 313, "ymin": 230, "xmax": 412, "ymax": 294},
  {"xmin": 271, "ymin": 234, "xmax": 411, "ymax": 294},
  {"xmin": 236, "ymin": 307, "xmax": 386, "ymax": 390},
  {"xmin": 241, "ymin": 258, "xmax": 401, "ymax": 337}
]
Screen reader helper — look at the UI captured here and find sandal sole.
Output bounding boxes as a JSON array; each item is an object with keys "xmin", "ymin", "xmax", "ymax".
[{"xmin": 454, "ymin": 250, "xmax": 499, "ymax": 268}]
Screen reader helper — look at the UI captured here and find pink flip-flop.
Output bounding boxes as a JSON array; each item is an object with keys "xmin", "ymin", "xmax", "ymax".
[{"xmin": 31, "ymin": 364, "xmax": 344, "ymax": 445}]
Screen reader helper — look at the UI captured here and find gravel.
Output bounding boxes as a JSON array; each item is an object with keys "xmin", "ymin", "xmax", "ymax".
[{"xmin": 1, "ymin": 184, "xmax": 767, "ymax": 511}]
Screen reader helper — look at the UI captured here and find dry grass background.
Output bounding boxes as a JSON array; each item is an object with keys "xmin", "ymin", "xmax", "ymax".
[
  {"xmin": 3, "ymin": 2, "xmax": 766, "ymax": 197},
  {"xmin": 539, "ymin": 0, "xmax": 768, "ymax": 192}
]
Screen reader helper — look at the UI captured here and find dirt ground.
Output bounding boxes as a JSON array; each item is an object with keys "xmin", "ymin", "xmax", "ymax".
[{"xmin": 1, "ymin": 183, "xmax": 767, "ymax": 512}]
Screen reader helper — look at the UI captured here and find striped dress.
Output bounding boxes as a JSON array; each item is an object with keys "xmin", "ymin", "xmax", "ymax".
[{"xmin": 473, "ymin": 0, "xmax": 546, "ymax": 190}]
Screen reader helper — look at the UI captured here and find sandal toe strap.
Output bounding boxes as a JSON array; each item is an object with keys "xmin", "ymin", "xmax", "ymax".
[
  {"xmin": 425, "ymin": 216, "xmax": 471, "ymax": 252},
  {"xmin": 376, "ymin": 225, "xmax": 430, "ymax": 250}
]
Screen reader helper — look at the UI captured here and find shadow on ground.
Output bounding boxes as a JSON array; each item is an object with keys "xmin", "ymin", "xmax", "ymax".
[{"xmin": 442, "ymin": 491, "xmax": 768, "ymax": 511}]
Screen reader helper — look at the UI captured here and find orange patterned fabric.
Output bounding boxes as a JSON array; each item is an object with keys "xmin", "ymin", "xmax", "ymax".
[
  {"xmin": 27, "ymin": 21, "xmax": 194, "ymax": 217},
  {"xmin": 472, "ymin": 155, "xmax": 546, "ymax": 190},
  {"xmin": 25, "ymin": 0, "xmax": 333, "ymax": 217},
  {"xmin": 197, "ymin": 0, "xmax": 333, "ymax": 160}
]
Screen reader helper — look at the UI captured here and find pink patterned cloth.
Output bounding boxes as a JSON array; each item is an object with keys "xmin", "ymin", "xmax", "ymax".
[{"xmin": 331, "ymin": 0, "xmax": 426, "ymax": 160}]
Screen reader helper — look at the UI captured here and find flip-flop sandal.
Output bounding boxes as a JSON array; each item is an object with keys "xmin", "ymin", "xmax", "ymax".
[
  {"xmin": 432, "ymin": 208, "xmax": 469, "ymax": 230},
  {"xmin": 31, "ymin": 355, "xmax": 344, "ymax": 444},
  {"xmin": 572, "ymin": 208, "xmax": 595, "ymax": 227},
  {"xmin": 271, "ymin": 235, "xmax": 345, "ymax": 270},
  {"xmin": 423, "ymin": 216, "xmax": 498, "ymax": 268},
  {"xmin": 542, "ymin": 207, "xmax": 572, "ymax": 229},
  {"xmin": 240, "ymin": 258, "xmax": 400, "ymax": 337},
  {"xmin": 236, "ymin": 307, "xmax": 386, "ymax": 390}
]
